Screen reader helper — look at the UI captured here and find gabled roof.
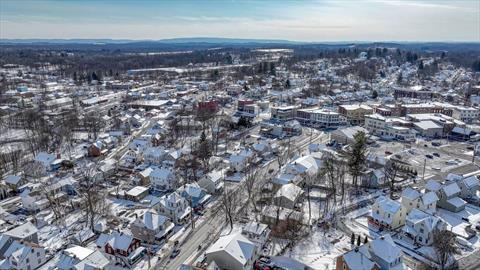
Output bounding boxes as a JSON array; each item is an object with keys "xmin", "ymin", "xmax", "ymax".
[
  {"xmin": 406, "ymin": 209, "xmax": 444, "ymax": 231},
  {"xmin": 274, "ymin": 183, "xmax": 303, "ymax": 202},
  {"xmin": 425, "ymin": 180, "xmax": 442, "ymax": 192},
  {"xmin": 442, "ymin": 182, "xmax": 461, "ymax": 197},
  {"xmin": 206, "ymin": 232, "xmax": 256, "ymax": 266},
  {"xmin": 401, "ymin": 187, "xmax": 420, "ymax": 201},
  {"xmin": 343, "ymin": 248, "xmax": 377, "ymax": 270},
  {"xmin": 421, "ymin": 191, "xmax": 439, "ymax": 205},
  {"xmin": 462, "ymin": 176, "xmax": 480, "ymax": 188},
  {"xmin": 368, "ymin": 234, "xmax": 402, "ymax": 263},
  {"xmin": 136, "ymin": 211, "xmax": 169, "ymax": 230},
  {"xmin": 4, "ymin": 222, "xmax": 37, "ymax": 239}
]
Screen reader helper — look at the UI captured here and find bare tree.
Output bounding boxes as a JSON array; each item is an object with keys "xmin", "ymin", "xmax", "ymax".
[
  {"xmin": 78, "ymin": 165, "xmax": 110, "ymax": 230},
  {"xmin": 244, "ymin": 166, "xmax": 263, "ymax": 217},
  {"xmin": 220, "ymin": 186, "xmax": 240, "ymax": 233}
]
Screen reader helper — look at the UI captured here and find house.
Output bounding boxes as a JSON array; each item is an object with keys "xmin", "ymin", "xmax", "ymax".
[
  {"xmin": 34, "ymin": 152, "xmax": 57, "ymax": 173},
  {"xmin": 400, "ymin": 187, "xmax": 438, "ymax": 214},
  {"xmin": 229, "ymin": 150, "xmax": 255, "ymax": 172},
  {"xmin": 96, "ymin": 231, "xmax": 144, "ymax": 267},
  {"xmin": 0, "ymin": 222, "xmax": 39, "ymax": 259},
  {"xmin": 241, "ymin": 221, "xmax": 270, "ymax": 246},
  {"xmin": 198, "ymin": 170, "xmax": 224, "ymax": 194},
  {"xmin": 4, "ymin": 175, "xmax": 24, "ymax": 190},
  {"xmin": 273, "ymin": 183, "xmax": 303, "ymax": 209},
  {"xmin": 454, "ymin": 175, "xmax": 480, "ymax": 201},
  {"xmin": 436, "ymin": 182, "xmax": 466, "ymax": 212},
  {"xmin": 20, "ymin": 189, "xmax": 49, "ymax": 213},
  {"xmin": 401, "ymin": 209, "xmax": 446, "ymax": 246},
  {"xmin": 125, "ymin": 186, "xmax": 149, "ymax": 202},
  {"xmin": 366, "ymin": 235, "xmax": 405, "ymax": 270},
  {"xmin": 369, "ymin": 196, "xmax": 406, "ymax": 230},
  {"xmin": 88, "ymin": 141, "xmax": 103, "ymax": 157},
  {"xmin": 336, "ymin": 247, "xmax": 379, "ymax": 270},
  {"xmin": 130, "ymin": 211, "xmax": 174, "ymax": 243},
  {"xmin": 205, "ymin": 232, "xmax": 258, "ymax": 270},
  {"xmin": 58, "ymin": 245, "xmax": 109, "ymax": 270},
  {"xmin": 361, "ymin": 169, "xmax": 386, "ymax": 188},
  {"xmin": 156, "ymin": 192, "xmax": 191, "ymax": 224},
  {"xmin": 143, "ymin": 147, "xmax": 166, "ymax": 165},
  {"xmin": 150, "ymin": 167, "xmax": 176, "ymax": 191},
  {"xmin": 284, "ymin": 154, "xmax": 322, "ymax": 177},
  {"xmin": 0, "ymin": 240, "xmax": 46, "ymax": 270},
  {"xmin": 177, "ymin": 182, "xmax": 211, "ymax": 209}
]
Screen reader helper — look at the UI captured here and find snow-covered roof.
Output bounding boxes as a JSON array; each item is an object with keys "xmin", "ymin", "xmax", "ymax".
[
  {"xmin": 242, "ymin": 221, "xmax": 269, "ymax": 236},
  {"xmin": 442, "ymin": 182, "xmax": 461, "ymax": 197},
  {"xmin": 274, "ymin": 183, "xmax": 303, "ymax": 202},
  {"xmin": 96, "ymin": 232, "xmax": 135, "ymax": 251},
  {"xmin": 35, "ymin": 152, "xmax": 55, "ymax": 166},
  {"xmin": 178, "ymin": 182, "xmax": 204, "ymax": 198},
  {"xmin": 343, "ymin": 248, "xmax": 377, "ymax": 270},
  {"xmin": 126, "ymin": 186, "xmax": 149, "ymax": 197},
  {"xmin": 446, "ymin": 197, "xmax": 467, "ymax": 208},
  {"xmin": 401, "ymin": 187, "xmax": 420, "ymax": 201},
  {"xmin": 406, "ymin": 209, "xmax": 444, "ymax": 232},
  {"xmin": 368, "ymin": 234, "xmax": 402, "ymax": 263},
  {"xmin": 462, "ymin": 175, "xmax": 480, "ymax": 188},
  {"xmin": 425, "ymin": 179, "xmax": 442, "ymax": 192},
  {"xmin": 375, "ymin": 196, "xmax": 402, "ymax": 214},
  {"xmin": 206, "ymin": 232, "xmax": 256, "ymax": 267},
  {"xmin": 150, "ymin": 167, "xmax": 173, "ymax": 180},
  {"xmin": 421, "ymin": 191, "xmax": 439, "ymax": 205},
  {"xmin": 4, "ymin": 222, "xmax": 37, "ymax": 239},
  {"xmin": 4, "ymin": 175, "xmax": 21, "ymax": 185},
  {"xmin": 136, "ymin": 211, "xmax": 169, "ymax": 231}
]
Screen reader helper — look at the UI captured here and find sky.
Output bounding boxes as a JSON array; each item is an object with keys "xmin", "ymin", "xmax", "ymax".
[{"xmin": 0, "ymin": 0, "xmax": 479, "ymax": 42}]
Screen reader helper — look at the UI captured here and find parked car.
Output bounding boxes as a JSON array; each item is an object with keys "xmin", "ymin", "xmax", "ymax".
[
  {"xmin": 426, "ymin": 154, "xmax": 434, "ymax": 159},
  {"xmin": 432, "ymin": 142, "xmax": 442, "ymax": 147},
  {"xmin": 432, "ymin": 152, "xmax": 440, "ymax": 157},
  {"xmin": 385, "ymin": 151, "xmax": 392, "ymax": 155},
  {"xmin": 170, "ymin": 249, "xmax": 181, "ymax": 258}
]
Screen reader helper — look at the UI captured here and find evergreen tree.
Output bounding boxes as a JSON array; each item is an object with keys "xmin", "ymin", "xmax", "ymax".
[
  {"xmin": 356, "ymin": 235, "xmax": 361, "ymax": 246},
  {"xmin": 372, "ymin": 90, "xmax": 378, "ymax": 99},
  {"xmin": 364, "ymin": 235, "xmax": 369, "ymax": 244},
  {"xmin": 351, "ymin": 233, "xmax": 355, "ymax": 245}
]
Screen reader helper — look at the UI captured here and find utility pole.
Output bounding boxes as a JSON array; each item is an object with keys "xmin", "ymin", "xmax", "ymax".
[{"xmin": 422, "ymin": 158, "xmax": 426, "ymax": 181}]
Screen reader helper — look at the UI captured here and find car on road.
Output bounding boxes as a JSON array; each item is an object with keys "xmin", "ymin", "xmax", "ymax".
[
  {"xmin": 385, "ymin": 151, "xmax": 392, "ymax": 155},
  {"xmin": 170, "ymin": 249, "xmax": 181, "ymax": 259},
  {"xmin": 425, "ymin": 154, "xmax": 434, "ymax": 159},
  {"xmin": 432, "ymin": 152, "xmax": 440, "ymax": 157},
  {"xmin": 432, "ymin": 142, "xmax": 442, "ymax": 147}
]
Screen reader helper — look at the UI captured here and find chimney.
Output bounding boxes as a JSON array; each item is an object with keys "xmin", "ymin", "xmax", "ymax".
[{"xmin": 380, "ymin": 236, "xmax": 385, "ymax": 240}]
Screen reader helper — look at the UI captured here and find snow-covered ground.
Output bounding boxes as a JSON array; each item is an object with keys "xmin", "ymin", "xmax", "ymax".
[{"xmin": 284, "ymin": 228, "xmax": 351, "ymax": 270}]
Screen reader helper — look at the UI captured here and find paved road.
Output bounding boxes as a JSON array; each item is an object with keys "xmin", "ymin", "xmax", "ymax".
[{"xmin": 155, "ymin": 129, "xmax": 329, "ymax": 270}]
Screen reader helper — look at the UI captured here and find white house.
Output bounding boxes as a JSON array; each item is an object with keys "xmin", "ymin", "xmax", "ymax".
[
  {"xmin": 369, "ymin": 196, "xmax": 406, "ymax": 230},
  {"xmin": 206, "ymin": 232, "xmax": 258, "ymax": 270},
  {"xmin": 156, "ymin": 192, "xmax": 191, "ymax": 224},
  {"xmin": 401, "ymin": 209, "xmax": 446, "ymax": 246},
  {"xmin": 241, "ymin": 221, "xmax": 270, "ymax": 246},
  {"xmin": 198, "ymin": 170, "xmax": 224, "ymax": 194},
  {"xmin": 57, "ymin": 245, "xmax": 109, "ymax": 270},
  {"xmin": 365, "ymin": 234, "xmax": 405, "ymax": 270},
  {"xmin": 273, "ymin": 183, "xmax": 303, "ymax": 209},
  {"xmin": 401, "ymin": 187, "xmax": 438, "ymax": 214},
  {"xmin": 150, "ymin": 167, "xmax": 176, "ymax": 191},
  {"xmin": 130, "ymin": 211, "xmax": 174, "ymax": 243},
  {"xmin": 0, "ymin": 240, "xmax": 46, "ymax": 270}
]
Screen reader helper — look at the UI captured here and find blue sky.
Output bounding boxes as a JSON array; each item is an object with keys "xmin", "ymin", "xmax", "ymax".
[{"xmin": 0, "ymin": 0, "xmax": 478, "ymax": 41}]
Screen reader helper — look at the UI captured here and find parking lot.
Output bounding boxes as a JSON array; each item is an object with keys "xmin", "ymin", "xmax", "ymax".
[{"xmin": 370, "ymin": 139, "xmax": 478, "ymax": 188}]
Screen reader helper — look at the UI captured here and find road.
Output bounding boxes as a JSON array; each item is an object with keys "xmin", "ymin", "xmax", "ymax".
[{"xmin": 155, "ymin": 128, "xmax": 329, "ymax": 270}]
